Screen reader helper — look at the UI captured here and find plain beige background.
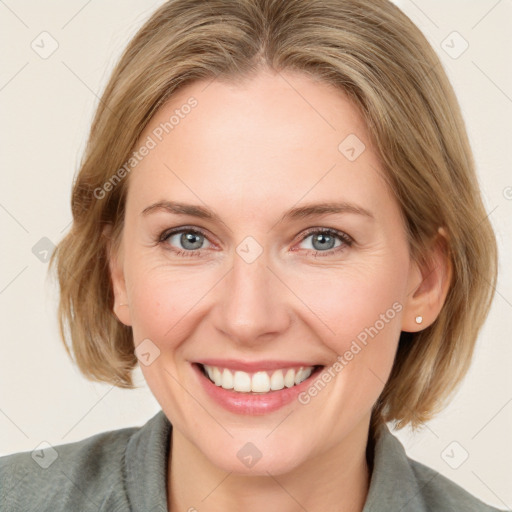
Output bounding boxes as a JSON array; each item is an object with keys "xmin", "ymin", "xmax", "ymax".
[{"xmin": 0, "ymin": 0, "xmax": 511, "ymax": 509}]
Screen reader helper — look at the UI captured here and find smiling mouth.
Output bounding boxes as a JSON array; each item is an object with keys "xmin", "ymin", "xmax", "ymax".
[{"xmin": 196, "ymin": 363, "xmax": 324, "ymax": 394}]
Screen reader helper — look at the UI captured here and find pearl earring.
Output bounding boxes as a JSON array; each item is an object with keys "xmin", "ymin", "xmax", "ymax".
[
  {"xmin": 116, "ymin": 303, "xmax": 128, "ymax": 309},
  {"xmin": 415, "ymin": 315, "xmax": 423, "ymax": 324}
]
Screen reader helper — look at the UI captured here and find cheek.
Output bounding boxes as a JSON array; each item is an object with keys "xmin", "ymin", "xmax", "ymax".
[
  {"xmin": 292, "ymin": 261, "xmax": 406, "ymax": 421},
  {"xmin": 291, "ymin": 256, "xmax": 407, "ymax": 364},
  {"xmin": 126, "ymin": 260, "xmax": 216, "ymax": 346}
]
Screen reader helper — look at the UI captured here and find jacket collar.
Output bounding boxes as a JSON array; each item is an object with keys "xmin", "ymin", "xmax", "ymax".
[
  {"xmin": 362, "ymin": 423, "xmax": 427, "ymax": 511},
  {"xmin": 124, "ymin": 409, "xmax": 171, "ymax": 511}
]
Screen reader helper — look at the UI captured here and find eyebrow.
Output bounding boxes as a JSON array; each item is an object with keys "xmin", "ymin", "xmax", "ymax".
[{"xmin": 140, "ymin": 200, "xmax": 374, "ymax": 223}]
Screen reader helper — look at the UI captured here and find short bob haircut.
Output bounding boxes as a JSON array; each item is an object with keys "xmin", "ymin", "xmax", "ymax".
[{"xmin": 48, "ymin": 0, "xmax": 498, "ymax": 432}]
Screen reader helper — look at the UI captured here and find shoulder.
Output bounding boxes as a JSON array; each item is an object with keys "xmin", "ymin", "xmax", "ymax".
[
  {"xmin": 365, "ymin": 424, "xmax": 508, "ymax": 512},
  {"xmin": 0, "ymin": 423, "xmax": 139, "ymax": 512},
  {"xmin": 407, "ymin": 455, "xmax": 505, "ymax": 512}
]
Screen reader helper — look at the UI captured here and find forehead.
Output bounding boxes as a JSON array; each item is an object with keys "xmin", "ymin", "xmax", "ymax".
[{"xmin": 127, "ymin": 69, "xmax": 393, "ymax": 217}]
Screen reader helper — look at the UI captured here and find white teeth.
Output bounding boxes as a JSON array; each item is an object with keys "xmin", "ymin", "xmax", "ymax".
[
  {"xmin": 251, "ymin": 371, "xmax": 270, "ymax": 392},
  {"xmin": 270, "ymin": 369, "xmax": 285, "ymax": 390},
  {"xmin": 212, "ymin": 366, "xmax": 222, "ymax": 386},
  {"xmin": 233, "ymin": 371, "xmax": 251, "ymax": 392},
  {"xmin": 221, "ymin": 368, "xmax": 234, "ymax": 389},
  {"xmin": 295, "ymin": 367, "xmax": 313, "ymax": 384},
  {"xmin": 202, "ymin": 364, "xmax": 315, "ymax": 393},
  {"xmin": 284, "ymin": 368, "xmax": 295, "ymax": 388}
]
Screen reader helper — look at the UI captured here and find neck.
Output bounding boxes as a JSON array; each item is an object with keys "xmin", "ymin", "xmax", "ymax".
[{"xmin": 167, "ymin": 416, "xmax": 373, "ymax": 512}]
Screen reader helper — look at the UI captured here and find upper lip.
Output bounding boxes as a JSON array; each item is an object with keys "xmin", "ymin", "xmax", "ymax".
[{"xmin": 194, "ymin": 359, "xmax": 322, "ymax": 372}]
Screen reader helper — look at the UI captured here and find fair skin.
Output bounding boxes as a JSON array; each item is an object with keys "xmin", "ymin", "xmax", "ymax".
[{"xmin": 108, "ymin": 69, "xmax": 451, "ymax": 512}]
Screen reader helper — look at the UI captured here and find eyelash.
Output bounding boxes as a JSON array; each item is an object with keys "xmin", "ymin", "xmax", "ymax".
[{"xmin": 157, "ymin": 226, "xmax": 354, "ymax": 259}]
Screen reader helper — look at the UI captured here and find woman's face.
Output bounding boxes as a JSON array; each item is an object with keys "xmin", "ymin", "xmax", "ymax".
[{"xmin": 111, "ymin": 69, "xmax": 422, "ymax": 475}]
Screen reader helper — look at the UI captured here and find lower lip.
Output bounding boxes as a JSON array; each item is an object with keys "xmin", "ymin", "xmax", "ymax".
[{"xmin": 191, "ymin": 363, "xmax": 324, "ymax": 415}]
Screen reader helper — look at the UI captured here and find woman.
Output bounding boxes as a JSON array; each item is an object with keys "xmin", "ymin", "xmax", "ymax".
[{"xmin": 0, "ymin": 0, "xmax": 505, "ymax": 511}]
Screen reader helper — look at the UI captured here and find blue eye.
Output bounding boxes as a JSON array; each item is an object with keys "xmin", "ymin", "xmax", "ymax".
[
  {"xmin": 158, "ymin": 226, "xmax": 353, "ymax": 258},
  {"xmin": 295, "ymin": 228, "xmax": 353, "ymax": 257},
  {"xmin": 159, "ymin": 227, "xmax": 211, "ymax": 257}
]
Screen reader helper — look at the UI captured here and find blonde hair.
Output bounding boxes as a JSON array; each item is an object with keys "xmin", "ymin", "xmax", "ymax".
[{"xmin": 48, "ymin": 0, "xmax": 498, "ymax": 431}]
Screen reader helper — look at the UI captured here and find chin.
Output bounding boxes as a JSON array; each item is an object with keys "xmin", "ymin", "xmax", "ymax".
[{"xmin": 200, "ymin": 436, "xmax": 308, "ymax": 477}]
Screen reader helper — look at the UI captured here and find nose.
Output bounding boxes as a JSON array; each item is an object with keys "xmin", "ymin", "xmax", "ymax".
[{"xmin": 213, "ymin": 247, "xmax": 291, "ymax": 347}]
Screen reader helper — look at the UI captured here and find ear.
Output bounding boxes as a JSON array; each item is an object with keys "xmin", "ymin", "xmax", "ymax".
[
  {"xmin": 104, "ymin": 224, "xmax": 132, "ymax": 327},
  {"xmin": 401, "ymin": 227, "xmax": 452, "ymax": 332}
]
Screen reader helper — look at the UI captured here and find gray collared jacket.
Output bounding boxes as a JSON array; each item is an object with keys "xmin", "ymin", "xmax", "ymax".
[{"xmin": 0, "ymin": 409, "xmax": 507, "ymax": 511}]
